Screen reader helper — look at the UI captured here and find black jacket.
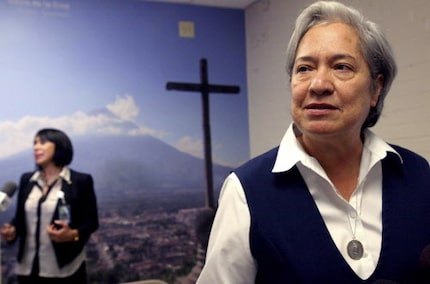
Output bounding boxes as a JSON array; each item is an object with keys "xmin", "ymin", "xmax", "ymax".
[{"xmin": 11, "ymin": 169, "xmax": 99, "ymax": 268}]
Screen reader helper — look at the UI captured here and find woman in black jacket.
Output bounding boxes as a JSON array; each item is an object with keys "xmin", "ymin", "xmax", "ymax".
[{"xmin": 1, "ymin": 128, "xmax": 99, "ymax": 284}]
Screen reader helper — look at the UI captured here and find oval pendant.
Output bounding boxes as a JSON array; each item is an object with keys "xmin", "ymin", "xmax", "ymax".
[{"xmin": 347, "ymin": 239, "xmax": 363, "ymax": 260}]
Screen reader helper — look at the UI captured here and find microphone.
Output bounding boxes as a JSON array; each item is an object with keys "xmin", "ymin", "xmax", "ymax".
[{"xmin": 0, "ymin": 181, "xmax": 17, "ymax": 211}]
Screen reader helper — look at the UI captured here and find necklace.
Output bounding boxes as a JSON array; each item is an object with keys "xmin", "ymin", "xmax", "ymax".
[{"xmin": 346, "ymin": 194, "xmax": 364, "ymax": 260}]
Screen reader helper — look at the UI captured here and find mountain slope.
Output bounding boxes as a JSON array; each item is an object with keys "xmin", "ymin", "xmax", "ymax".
[{"xmin": 0, "ymin": 134, "xmax": 233, "ymax": 205}]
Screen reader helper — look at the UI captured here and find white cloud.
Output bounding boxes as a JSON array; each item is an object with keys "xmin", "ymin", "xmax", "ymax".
[
  {"xmin": 175, "ymin": 136, "xmax": 204, "ymax": 159},
  {"xmin": 106, "ymin": 95, "xmax": 139, "ymax": 122},
  {"xmin": 0, "ymin": 95, "xmax": 162, "ymax": 158},
  {"xmin": 174, "ymin": 136, "xmax": 230, "ymax": 166},
  {"xmin": 0, "ymin": 95, "xmax": 230, "ymax": 165},
  {"xmin": 129, "ymin": 127, "xmax": 167, "ymax": 137}
]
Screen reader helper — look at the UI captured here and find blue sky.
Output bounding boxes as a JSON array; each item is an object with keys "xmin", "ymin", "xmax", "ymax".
[{"xmin": 0, "ymin": 0, "xmax": 249, "ymax": 167}]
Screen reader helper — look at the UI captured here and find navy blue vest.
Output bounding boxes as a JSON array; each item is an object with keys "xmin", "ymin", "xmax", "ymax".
[{"xmin": 235, "ymin": 145, "xmax": 430, "ymax": 283}]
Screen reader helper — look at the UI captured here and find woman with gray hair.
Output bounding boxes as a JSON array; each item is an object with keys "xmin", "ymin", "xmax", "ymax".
[{"xmin": 197, "ymin": 1, "xmax": 430, "ymax": 283}]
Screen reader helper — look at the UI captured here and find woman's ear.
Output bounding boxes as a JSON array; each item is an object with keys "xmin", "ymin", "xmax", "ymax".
[{"xmin": 371, "ymin": 74, "xmax": 384, "ymax": 107}]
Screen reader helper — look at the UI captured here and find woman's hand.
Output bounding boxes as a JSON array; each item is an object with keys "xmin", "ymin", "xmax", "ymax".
[
  {"xmin": 47, "ymin": 220, "xmax": 78, "ymax": 243},
  {"xmin": 0, "ymin": 223, "xmax": 16, "ymax": 242}
]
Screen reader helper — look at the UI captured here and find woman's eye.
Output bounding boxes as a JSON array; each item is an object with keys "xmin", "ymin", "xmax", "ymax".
[
  {"xmin": 335, "ymin": 64, "xmax": 352, "ymax": 71},
  {"xmin": 296, "ymin": 65, "xmax": 311, "ymax": 73}
]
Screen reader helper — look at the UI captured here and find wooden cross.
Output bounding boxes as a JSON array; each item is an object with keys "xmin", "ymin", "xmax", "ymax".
[{"xmin": 166, "ymin": 58, "xmax": 240, "ymax": 209}]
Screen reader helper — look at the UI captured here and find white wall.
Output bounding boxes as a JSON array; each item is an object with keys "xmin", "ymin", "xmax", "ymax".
[{"xmin": 245, "ymin": 0, "xmax": 430, "ymax": 161}]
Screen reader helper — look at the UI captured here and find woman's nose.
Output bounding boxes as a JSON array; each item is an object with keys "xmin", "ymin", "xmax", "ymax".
[{"xmin": 309, "ymin": 70, "xmax": 334, "ymax": 96}]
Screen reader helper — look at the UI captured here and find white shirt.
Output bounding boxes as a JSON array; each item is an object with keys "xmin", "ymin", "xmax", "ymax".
[
  {"xmin": 16, "ymin": 166, "xmax": 85, "ymax": 277},
  {"xmin": 197, "ymin": 123, "xmax": 401, "ymax": 284}
]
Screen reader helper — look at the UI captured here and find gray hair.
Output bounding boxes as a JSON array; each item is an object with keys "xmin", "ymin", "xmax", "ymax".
[{"xmin": 286, "ymin": 1, "xmax": 397, "ymax": 128}]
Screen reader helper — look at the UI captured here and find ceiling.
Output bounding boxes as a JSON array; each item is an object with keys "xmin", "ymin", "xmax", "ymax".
[{"xmin": 146, "ymin": 0, "xmax": 258, "ymax": 9}]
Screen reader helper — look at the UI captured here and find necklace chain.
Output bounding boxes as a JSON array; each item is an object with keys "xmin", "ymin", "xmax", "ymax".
[
  {"xmin": 347, "ymin": 193, "xmax": 359, "ymax": 239},
  {"xmin": 346, "ymin": 188, "xmax": 364, "ymax": 260}
]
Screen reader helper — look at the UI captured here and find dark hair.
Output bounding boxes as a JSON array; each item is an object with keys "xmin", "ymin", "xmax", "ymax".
[
  {"xmin": 35, "ymin": 128, "xmax": 73, "ymax": 168},
  {"xmin": 286, "ymin": 1, "xmax": 397, "ymax": 128}
]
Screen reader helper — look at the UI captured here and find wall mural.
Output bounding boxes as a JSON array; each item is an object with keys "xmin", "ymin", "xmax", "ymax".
[{"xmin": 0, "ymin": 0, "xmax": 249, "ymax": 283}]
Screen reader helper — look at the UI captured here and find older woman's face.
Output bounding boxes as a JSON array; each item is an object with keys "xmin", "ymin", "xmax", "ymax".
[
  {"xmin": 290, "ymin": 22, "xmax": 382, "ymax": 140},
  {"xmin": 33, "ymin": 136, "xmax": 56, "ymax": 168}
]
